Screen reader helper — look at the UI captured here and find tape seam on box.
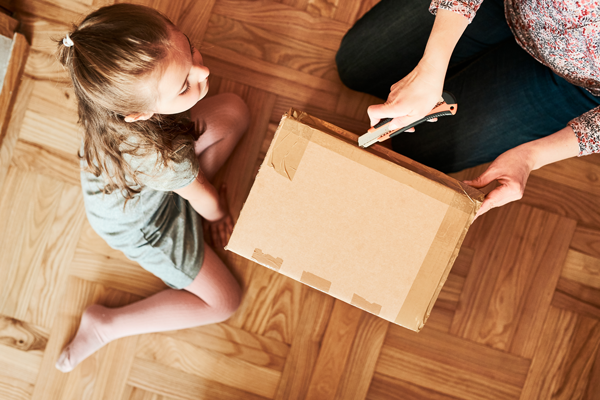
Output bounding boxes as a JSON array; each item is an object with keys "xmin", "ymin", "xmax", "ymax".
[
  {"xmin": 268, "ymin": 115, "xmax": 313, "ymax": 181},
  {"xmin": 301, "ymin": 271, "xmax": 331, "ymax": 293},
  {"xmin": 351, "ymin": 294, "xmax": 382, "ymax": 315},
  {"xmin": 251, "ymin": 248, "xmax": 283, "ymax": 271},
  {"xmin": 393, "ymin": 193, "xmax": 470, "ymax": 331}
]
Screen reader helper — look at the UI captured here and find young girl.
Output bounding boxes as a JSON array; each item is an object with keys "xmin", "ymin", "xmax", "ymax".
[{"xmin": 55, "ymin": 3, "xmax": 249, "ymax": 373}]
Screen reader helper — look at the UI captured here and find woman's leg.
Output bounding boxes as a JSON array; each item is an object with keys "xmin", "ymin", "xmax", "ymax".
[
  {"xmin": 390, "ymin": 38, "xmax": 600, "ymax": 172},
  {"xmin": 191, "ymin": 92, "xmax": 250, "ymax": 181},
  {"xmin": 335, "ymin": 0, "xmax": 512, "ymax": 99},
  {"xmin": 336, "ymin": 0, "xmax": 436, "ymax": 99},
  {"xmin": 55, "ymin": 246, "xmax": 241, "ymax": 372},
  {"xmin": 336, "ymin": 0, "xmax": 598, "ymax": 173}
]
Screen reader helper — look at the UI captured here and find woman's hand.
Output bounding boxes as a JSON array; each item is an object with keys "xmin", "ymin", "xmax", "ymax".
[
  {"xmin": 366, "ymin": 9, "xmax": 469, "ymax": 131},
  {"xmin": 464, "ymin": 146, "xmax": 535, "ymax": 220},
  {"xmin": 464, "ymin": 126, "xmax": 580, "ymax": 220},
  {"xmin": 203, "ymin": 184, "xmax": 234, "ymax": 249},
  {"xmin": 367, "ymin": 62, "xmax": 445, "ymax": 132}
]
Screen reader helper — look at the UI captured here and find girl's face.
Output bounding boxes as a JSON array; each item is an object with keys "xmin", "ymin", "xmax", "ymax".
[{"xmin": 152, "ymin": 28, "xmax": 210, "ymax": 115}]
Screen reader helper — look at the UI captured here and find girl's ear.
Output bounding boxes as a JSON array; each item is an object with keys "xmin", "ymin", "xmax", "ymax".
[{"xmin": 124, "ymin": 112, "xmax": 154, "ymax": 122}]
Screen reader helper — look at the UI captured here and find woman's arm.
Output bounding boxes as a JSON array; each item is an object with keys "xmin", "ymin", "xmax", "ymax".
[
  {"xmin": 465, "ymin": 126, "xmax": 581, "ymax": 218},
  {"xmin": 367, "ymin": 9, "xmax": 469, "ymax": 129}
]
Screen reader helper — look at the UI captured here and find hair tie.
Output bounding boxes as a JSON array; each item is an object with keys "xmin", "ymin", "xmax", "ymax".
[{"xmin": 63, "ymin": 33, "xmax": 74, "ymax": 47}]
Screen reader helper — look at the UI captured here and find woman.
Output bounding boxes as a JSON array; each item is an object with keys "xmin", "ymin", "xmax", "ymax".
[{"xmin": 336, "ymin": 0, "xmax": 599, "ymax": 217}]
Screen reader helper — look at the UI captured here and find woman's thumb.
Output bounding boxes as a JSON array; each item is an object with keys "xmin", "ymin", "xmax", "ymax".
[
  {"xmin": 367, "ymin": 103, "xmax": 391, "ymax": 127},
  {"xmin": 464, "ymin": 170, "xmax": 496, "ymax": 189}
]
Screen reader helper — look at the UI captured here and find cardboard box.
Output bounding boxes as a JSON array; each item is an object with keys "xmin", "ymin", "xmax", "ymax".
[{"xmin": 226, "ymin": 109, "xmax": 484, "ymax": 331}]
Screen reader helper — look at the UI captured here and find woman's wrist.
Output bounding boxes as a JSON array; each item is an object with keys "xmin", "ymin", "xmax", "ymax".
[
  {"xmin": 421, "ymin": 9, "xmax": 469, "ymax": 73},
  {"xmin": 519, "ymin": 126, "xmax": 580, "ymax": 171},
  {"xmin": 414, "ymin": 58, "xmax": 447, "ymax": 89},
  {"xmin": 511, "ymin": 142, "xmax": 538, "ymax": 175}
]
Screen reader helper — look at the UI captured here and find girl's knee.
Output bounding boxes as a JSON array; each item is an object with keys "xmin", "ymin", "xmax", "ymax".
[
  {"xmin": 220, "ymin": 93, "xmax": 250, "ymax": 136},
  {"xmin": 214, "ymin": 280, "xmax": 242, "ymax": 322}
]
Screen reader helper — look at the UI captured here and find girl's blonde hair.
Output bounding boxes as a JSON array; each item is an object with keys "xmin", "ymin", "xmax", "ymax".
[{"xmin": 57, "ymin": 3, "xmax": 200, "ymax": 200}]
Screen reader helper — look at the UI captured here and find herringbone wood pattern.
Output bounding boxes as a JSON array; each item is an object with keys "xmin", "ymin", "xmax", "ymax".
[{"xmin": 1, "ymin": 0, "xmax": 600, "ymax": 399}]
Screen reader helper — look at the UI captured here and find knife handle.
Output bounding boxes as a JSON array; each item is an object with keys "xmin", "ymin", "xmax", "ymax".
[{"xmin": 371, "ymin": 91, "xmax": 458, "ymax": 143}]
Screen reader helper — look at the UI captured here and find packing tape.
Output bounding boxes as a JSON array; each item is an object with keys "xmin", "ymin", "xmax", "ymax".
[
  {"xmin": 301, "ymin": 271, "xmax": 331, "ymax": 293},
  {"xmin": 393, "ymin": 193, "xmax": 468, "ymax": 331},
  {"xmin": 269, "ymin": 117, "xmax": 313, "ymax": 181},
  {"xmin": 252, "ymin": 248, "xmax": 283, "ymax": 271},
  {"xmin": 351, "ymin": 293, "xmax": 382, "ymax": 315}
]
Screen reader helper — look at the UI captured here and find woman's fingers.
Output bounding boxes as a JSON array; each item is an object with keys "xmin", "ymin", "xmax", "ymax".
[
  {"xmin": 367, "ymin": 102, "xmax": 411, "ymax": 128},
  {"xmin": 472, "ymin": 183, "xmax": 522, "ymax": 220},
  {"xmin": 367, "ymin": 69, "xmax": 442, "ymax": 130},
  {"xmin": 464, "ymin": 169, "xmax": 496, "ymax": 189},
  {"xmin": 464, "ymin": 146, "xmax": 533, "ymax": 221}
]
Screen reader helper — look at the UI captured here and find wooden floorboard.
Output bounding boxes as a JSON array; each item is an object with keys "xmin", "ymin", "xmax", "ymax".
[{"xmin": 2, "ymin": 0, "xmax": 600, "ymax": 399}]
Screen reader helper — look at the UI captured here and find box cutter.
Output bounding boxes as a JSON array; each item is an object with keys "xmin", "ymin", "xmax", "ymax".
[{"xmin": 358, "ymin": 91, "xmax": 458, "ymax": 149}]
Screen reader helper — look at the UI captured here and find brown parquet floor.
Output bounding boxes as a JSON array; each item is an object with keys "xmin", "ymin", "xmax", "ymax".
[{"xmin": 1, "ymin": 0, "xmax": 600, "ymax": 399}]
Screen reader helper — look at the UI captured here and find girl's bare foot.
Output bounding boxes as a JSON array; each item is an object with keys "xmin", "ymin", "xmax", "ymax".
[{"xmin": 55, "ymin": 304, "xmax": 112, "ymax": 373}]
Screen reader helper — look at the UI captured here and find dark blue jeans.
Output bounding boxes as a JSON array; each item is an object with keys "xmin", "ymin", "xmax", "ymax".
[{"xmin": 336, "ymin": 0, "xmax": 599, "ymax": 173}]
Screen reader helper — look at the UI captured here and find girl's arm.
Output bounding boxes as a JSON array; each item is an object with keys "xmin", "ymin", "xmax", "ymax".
[
  {"xmin": 367, "ymin": 9, "xmax": 469, "ymax": 129},
  {"xmin": 173, "ymin": 170, "xmax": 224, "ymax": 221},
  {"xmin": 465, "ymin": 126, "xmax": 581, "ymax": 218}
]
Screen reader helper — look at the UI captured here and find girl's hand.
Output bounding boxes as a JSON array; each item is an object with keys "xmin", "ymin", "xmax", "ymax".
[
  {"xmin": 203, "ymin": 184, "xmax": 234, "ymax": 249},
  {"xmin": 464, "ymin": 146, "xmax": 535, "ymax": 220},
  {"xmin": 367, "ymin": 61, "xmax": 445, "ymax": 132}
]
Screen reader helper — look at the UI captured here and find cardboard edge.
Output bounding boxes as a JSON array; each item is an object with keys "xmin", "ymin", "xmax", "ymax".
[
  {"xmin": 226, "ymin": 113, "xmax": 297, "ymax": 249},
  {"xmin": 289, "ymin": 109, "xmax": 485, "ymax": 205},
  {"xmin": 262, "ymin": 111, "xmax": 293, "ymax": 171},
  {"xmin": 420, "ymin": 203, "xmax": 477, "ymax": 331},
  {"xmin": 0, "ymin": 33, "xmax": 29, "ymax": 149},
  {"xmin": 394, "ymin": 194, "xmax": 476, "ymax": 332}
]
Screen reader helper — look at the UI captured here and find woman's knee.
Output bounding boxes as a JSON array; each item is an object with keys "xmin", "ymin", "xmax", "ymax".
[
  {"xmin": 336, "ymin": 0, "xmax": 434, "ymax": 95},
  {"xmin": 336, "ymin": 33, "xmax": 367, "ymax": 92},
  {"xmin": 335, "ymin": 2, "xmax": 391, "ymax": 91}
]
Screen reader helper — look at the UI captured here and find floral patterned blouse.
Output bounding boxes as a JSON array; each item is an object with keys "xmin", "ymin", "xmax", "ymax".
[{"xmin": 430, "ymin": 0, "xmax": 600, "ymax": 156}]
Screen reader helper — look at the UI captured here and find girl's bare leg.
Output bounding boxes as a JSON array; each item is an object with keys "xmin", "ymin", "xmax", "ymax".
[
  {"xmin": 55, "ymin": 246, "xmax": 241, "ymax": 373},
  {"xmin": 55, "ymin": 93, "xmax": 248, "ymax": 373},
  {"xmin": 191, "ymin": 92, "xmax": 250, "ymax": 181}
]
